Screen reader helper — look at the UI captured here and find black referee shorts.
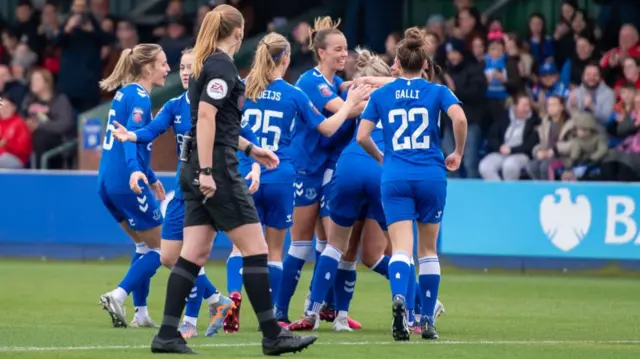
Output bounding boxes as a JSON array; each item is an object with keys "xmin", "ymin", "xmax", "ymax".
[{"xmin": 180, "ymin": 145, "xmax": 260, "ymax": 232}]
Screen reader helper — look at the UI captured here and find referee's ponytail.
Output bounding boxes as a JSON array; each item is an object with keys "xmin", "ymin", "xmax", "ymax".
[
  {"xmin": 192, "ymin": 4, "xmax": 244, "ymax": 79},
  {"xmin": 99, "ymin": 44, "xmax": 163, "ymax": 92},
  {"xmin": 245, "ymin": 33, "xmax": 290, "ymax": 102}
]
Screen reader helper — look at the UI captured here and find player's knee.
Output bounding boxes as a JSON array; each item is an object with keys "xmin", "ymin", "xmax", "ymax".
[{"xmin": 160, "ymin": 252, "xmax": 179, "ymax": 268}]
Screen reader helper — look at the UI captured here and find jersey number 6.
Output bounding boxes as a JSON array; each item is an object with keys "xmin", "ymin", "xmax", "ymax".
[
  {"xmin": 244, "ymin": 109, "xmax": 283, "ymax": 151},
  {"xmin": 388, "ymin": 107, "xmax": 439, "ymax": 151}
]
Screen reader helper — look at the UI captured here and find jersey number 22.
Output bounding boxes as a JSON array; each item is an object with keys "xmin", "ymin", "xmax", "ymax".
[{"xmin": 389, "ymin": 107, "xmax": 439, "ymax": 151}]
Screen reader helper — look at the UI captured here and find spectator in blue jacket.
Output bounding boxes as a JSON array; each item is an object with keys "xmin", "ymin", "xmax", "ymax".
[{"xmin": 533, "ymin": 62, "xmax": 570, "ymax": 115}]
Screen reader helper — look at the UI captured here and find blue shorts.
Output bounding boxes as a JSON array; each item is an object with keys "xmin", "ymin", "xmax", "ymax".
[
  {"xmin": 253, "ymin": 182, "xmax": 294, "ymax": 229},
  {"xmin": 294, "ymin": 166, "xmax": 330, "ymax": 208},
  {"xmin": 381, "ymin": 180, "xmax": 447, "ymax": 226},
  {"xmin": 98, "ymin": 184, "xmax": 163, "ymax": 231},
  {"xmin": 329, "ymin": 155, "xmax": 387, "ymax": 230},
  {"xmin": 319, "ymin": 165, "xmax": 335, "ymax": 218},
  {"xmin": 161, "ymin": 197, "xmax": 185, "ymax": 240}
]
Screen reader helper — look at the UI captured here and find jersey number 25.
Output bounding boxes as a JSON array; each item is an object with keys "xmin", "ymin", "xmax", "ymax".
[
  {"xmin": 103, "ymin": 109, "xmax": 117, "ymax": 151},
  {"xmin": 388, "ymin": 107, "xmax": 439, "ymax": 151},
  {"xmin": 244, "ymin": 109, "xmax": 283, "ymax": 151}
]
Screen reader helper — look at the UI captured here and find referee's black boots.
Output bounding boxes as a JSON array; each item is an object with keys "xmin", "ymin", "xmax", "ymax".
[
  {"xmin": 261, "ymin": 329, "xmax": 318, "ymax": 356},
  {"xmin": 150, "ymin": 334, "xmax": 196, "ymax": 355}
]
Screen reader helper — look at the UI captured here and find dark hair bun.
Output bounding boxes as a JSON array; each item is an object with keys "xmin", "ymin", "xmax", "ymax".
[{"xmin": 403, "ymin": 27, "xmax": 424, "ymax": 50}]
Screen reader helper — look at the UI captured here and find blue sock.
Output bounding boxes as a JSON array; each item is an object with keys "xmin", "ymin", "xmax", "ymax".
[
  {"xmin": 325, "ymin": 284, "xmax": 336, "ymax": 309},
  {"xmin": 414, "ymin": 281, "xmax": 422, "ymax": 319},
  {"xmin": 388, "ymin": 251, "xmax": 411, "ymax": 300},
  {"xmin": 309, "ymin": 240, "xmax": 327, "ymax": 295},
  {"xmin": 334, "ymin": 261, "xmax": 357, "ymax": 313},
  {"xmin": 406, "ymin": 261, "xmax": 416, "ymax": 324},
  {"xmin": 130, "ymin": 244, "xmax": 149, "ymax": 307},
  {"xmin": 118, "ymin": 250, "xmax": 161, "ymax": 293},
  {"xmin": 226, "ymin": 252, "xmax": 243, "ymax": 294},
  {"xmin": 276, "ymin": 240, "xmax": 312, "ymax": 319},
  {"xmin": 370, "ymin": 255, "xmax": 390, "ymax": 279},
  {"xmin": 184, "ymin": 273, "xmax": 206, "ymax": 319},
  {"xmin": 268, "ymin": 261, "xmax": 283, "ymax": 307},
  {"xmin": 418, "ymin": 256, "xmax": 441, "ymax": 324},
  {"xmin": 307, "ymin": 245, "xmax": 341, "ymax": 314},
  {"xmin": 201, "ymin": 270, "xmax": 217, "ymax": 299}
]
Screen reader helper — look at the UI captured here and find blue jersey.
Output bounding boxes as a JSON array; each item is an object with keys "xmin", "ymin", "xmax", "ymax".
[
  {"xmin": 293, "ymin": 68, "xmax": 344, "ymax": 174},
  {"xmin": 131, "ymin": 92, "xmax": 192, "ymax": 199},
  {"xmin": 239, "ymin": 78, "xmax": 303, "ymax": 183},
  {"xmin": 361, "ymin": 77, "xmax": 461, "ymax": 183},
  {"xmin": 341, "ymin": 118, "xmax": 385, "ymax": 157},
  {"xmin": 98, "ymin": 83, "xmax": 157, "ymax": 194},
  {"xmin": 323, "ymin": 89, "xmax": 356, "ymax": 164}
]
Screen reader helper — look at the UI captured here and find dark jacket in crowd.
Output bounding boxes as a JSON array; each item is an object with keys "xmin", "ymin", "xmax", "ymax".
[
  {"xmin": 55, "ymin": 14, "xmax": 113, "ymax": 111},
  {"xmin": 487, "ymin": 108, "xmax": 541, "ymax": 157},
  {"xmin": 445, "ymin": 57, "xmax": 487, "ymax": 125}
]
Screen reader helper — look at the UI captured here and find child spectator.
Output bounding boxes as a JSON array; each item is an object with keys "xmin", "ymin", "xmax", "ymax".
[
  {"xmin": 561, "ymin": 111, "xmax": 608, "ymax": 181},
  {"xmin": 484, "ymin": 38, "xmax": 509, "ymax": 131}
]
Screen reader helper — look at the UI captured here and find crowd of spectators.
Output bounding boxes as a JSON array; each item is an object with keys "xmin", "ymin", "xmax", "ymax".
[
  {"xmin": 1, "ymin": 0, "xmax": 640, "ymax": 183},
  {"xmin": 374, "ymin": 0, "xmax": 640, "ymax": 182}
]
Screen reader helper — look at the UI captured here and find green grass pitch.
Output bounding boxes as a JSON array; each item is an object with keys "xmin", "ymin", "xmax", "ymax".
[{"xmin": 1, "ymin": 260, "xmax": 639, "ymax": 358}]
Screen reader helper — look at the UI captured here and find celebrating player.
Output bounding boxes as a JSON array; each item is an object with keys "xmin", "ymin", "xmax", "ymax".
[
  {"xmin": 110, "ymin": 48, "xmax": 235, "ymax": 338},
  {"xmin": 276, "ymin": 17, "xmax": 368, "ymax": 326},
  {"xmin": 289, "ymin": 48, "xmax": 390, "ymax": 331},
  {"xmin": 356, "ymin": 28, "xmax": 467, "ymax": 341},
  {"xmin": 96, "ymin": 44, "xmax": 170, "ymax": 328},
  {"xmin": 151, "ymin": 6, "xmax": 317, "ymax": 355}
]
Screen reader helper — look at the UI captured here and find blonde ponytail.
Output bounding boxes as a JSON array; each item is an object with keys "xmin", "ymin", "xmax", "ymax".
[
  {"xmin": 245, "ymin": 33, "xmax": 290, "ymax": 102},
  {"xmin": 192, "ymin": 5, "xmax": 244, "ymax": 79},
  {"xmin": 99, "ymin": 48, "xmax": 135, "ymax": 92},
  {"xmin": 354, "ymin": 47, "xmax": 392, "ymax": 78},
  {"xmin": 99, "ymin": 44, "xmax": 162, "ymax": 92}
]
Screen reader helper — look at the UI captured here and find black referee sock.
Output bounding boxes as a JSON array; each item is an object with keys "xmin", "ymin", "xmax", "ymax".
[
  {"xmin": 243, "ymin": 254, "xmax": 282, "ymax": 339},
  {"xmin": 158, "ymin": 256, "xmax": 201, "ymax": 339}
]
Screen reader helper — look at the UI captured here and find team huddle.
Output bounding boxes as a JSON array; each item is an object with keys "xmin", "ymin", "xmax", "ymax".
[{"xmin": 95, "ymin": 4, "xmax": 467, "ymax": 356}]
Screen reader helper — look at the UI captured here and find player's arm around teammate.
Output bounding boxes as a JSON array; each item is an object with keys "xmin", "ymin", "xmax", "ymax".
[{"xmin": 358, "ymin": 29, "xmax": 467, "ymax": 341}]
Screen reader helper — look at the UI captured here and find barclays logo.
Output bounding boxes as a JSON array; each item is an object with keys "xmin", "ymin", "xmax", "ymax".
[
  {"xmin": 540, "ymin": 188, "xmax": 592, "ymax": 252},
  {"xmin": 540, "ymin": 187, "xmax": 640, "ymax": 254}
]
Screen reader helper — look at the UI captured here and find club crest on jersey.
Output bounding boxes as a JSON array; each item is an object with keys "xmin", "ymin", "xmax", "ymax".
[
  {"xmin": 132, "ymin": 107, "xmax": 144, "ymax": 123},
  {"xmin": 318, "ymin": 83, "xmax": 332, "ymax": 97},
  {"xmin": 305, "ymin": 188, "xmax": 317, "ymax": 200},
  {"xmin": 206, "ymin": 78, "xmax": 228, "ymax": 100}
]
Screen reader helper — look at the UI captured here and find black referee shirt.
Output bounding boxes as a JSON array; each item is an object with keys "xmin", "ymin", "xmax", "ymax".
[{"xmin": 189, "ymin": 51, "xmax": 245, "ymax": 149}]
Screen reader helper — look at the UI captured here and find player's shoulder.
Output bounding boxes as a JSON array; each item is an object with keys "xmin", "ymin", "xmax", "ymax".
[
  {"xmin": 297, "ymin": 68, "xmax": 323, "ymax": 85},
  {"xmin": 203, "ymin": 52, "xmax": 236, "ymax": 74}
]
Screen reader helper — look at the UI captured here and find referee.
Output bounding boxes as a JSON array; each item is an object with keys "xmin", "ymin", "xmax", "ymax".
[{"xmin": 151, "ymin": 5, "xmax": 317, "ymax": 356}]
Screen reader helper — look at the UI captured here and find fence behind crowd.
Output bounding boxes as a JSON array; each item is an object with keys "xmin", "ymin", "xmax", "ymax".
[{"xmin": 1, "ymin": 171, "xmax": 639, "ymax": 270}]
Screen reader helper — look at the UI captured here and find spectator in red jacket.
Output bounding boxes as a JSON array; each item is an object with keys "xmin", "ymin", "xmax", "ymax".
[{"xmin": 0, "ymin": 87, "xmax": 32, "ymax": 169}]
